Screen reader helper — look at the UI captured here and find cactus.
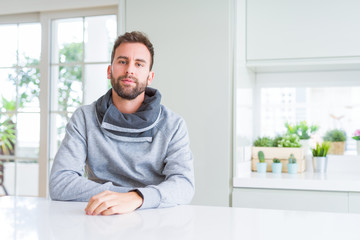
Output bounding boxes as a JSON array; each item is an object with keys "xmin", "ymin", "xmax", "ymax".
[
  {"xmin": 288, "ymin": 154, "xmax": 296, "ymax": 164},
  {"xmin": 258, "ymin": 151, "xmax": 265, "ymax": 163},
  {"xmin": 273, "ymin": 158, "xmax": 280, "ymax": 163}
]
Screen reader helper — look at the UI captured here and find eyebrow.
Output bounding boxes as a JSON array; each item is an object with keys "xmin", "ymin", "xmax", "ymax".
[{"xmin": 117, "ymin": 56, "xmax": 147, "ymax": 64}]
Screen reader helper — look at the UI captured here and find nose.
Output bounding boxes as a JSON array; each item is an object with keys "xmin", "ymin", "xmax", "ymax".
[{"xmin": 126, "ymin": 64, "xmax": 135, "ymax": 75}]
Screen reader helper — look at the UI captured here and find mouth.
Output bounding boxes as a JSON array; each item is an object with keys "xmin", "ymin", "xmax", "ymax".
[{"xmin": 120, "ymin": 76, "xmax": 136, "ymax": 85}]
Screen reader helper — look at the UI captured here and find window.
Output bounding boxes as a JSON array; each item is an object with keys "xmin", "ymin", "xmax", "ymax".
[
  {"xmin": 0, "ymin": 22, "xmax": 41, "ymax": 196},
  {"xmin": 49, "ymin": 15, "xmax": 117, "ymax": 163},
  {"xmin": 0, "ymin": 8, "xmax": 117, "ymax": 197}
]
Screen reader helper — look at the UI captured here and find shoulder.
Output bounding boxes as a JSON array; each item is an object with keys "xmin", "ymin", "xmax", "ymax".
[
  {"xmin": 68, "ymin": 102, "xmax": 96, "ymax": 124},
  {"xmin": 156, "ymin": 105, "xmax": 188, "ymax": 137}
]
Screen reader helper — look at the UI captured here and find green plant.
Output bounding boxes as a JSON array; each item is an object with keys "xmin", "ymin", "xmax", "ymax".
[
  {"xmin": 277, "ymin": 134, "xmax": 302, "ymax": 148},
  {"xmin": 285, "ymin": 121, "xmax": 319, "ymax": 140},
  {"xmin": 272, "ymin": 135, "xmax": 283, "ymax": 147},
  {"xmin": 0, "ymin": 118, "xmax": 16, "ymax": 155},
  {"xmin": 288, "ymin": 154, "xmax": 296, "ymax": 164},
  {"xmin": 323, "ymin": 129, "xmax": 346, "ymax": 142},
  {"xmin": 253, "ymin": 137, "xmax": 273, "ymax": 147},
  {"xmin": 258, "ymin": 151, "xmax": 265, "ymax": 163},
  {"xmin": 273, "ymin": 158, "xmax": 280, "ymax": 163},
  {"xmin": 312, "ymin": 142, "xmax": 330, "ymax": 157}
]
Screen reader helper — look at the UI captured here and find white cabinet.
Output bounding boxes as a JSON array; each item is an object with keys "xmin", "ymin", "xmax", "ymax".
[
  {"xmin": 349, "ymin": 192, "xmax": 360, "ymax": 214},
  {"xmin": 246, "ymin": 0, "xmax": 360, "ymax": 62},
  {"xmin": 232, "ymin": 188, "xmax": 349, "ymax": 213}
]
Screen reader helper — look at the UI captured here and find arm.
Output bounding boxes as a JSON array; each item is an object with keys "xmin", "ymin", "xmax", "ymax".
[
  {"xmin": 136, "ymin": 119, "xmax": 195, "ymax": 209},
  {"xmin": 49, "ymin": 108, "xmax": 131, "ymax": 202}
]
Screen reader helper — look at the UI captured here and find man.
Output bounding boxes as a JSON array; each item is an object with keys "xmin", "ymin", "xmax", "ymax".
[{"xmin": 49, "ymin": 31, "xmax": 195, "ymax": 216}]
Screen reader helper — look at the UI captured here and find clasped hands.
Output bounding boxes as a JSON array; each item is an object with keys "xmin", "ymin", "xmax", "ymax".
[{"xmin": 85, "ymin": 190, "xmax": 143, "ymax": 216}]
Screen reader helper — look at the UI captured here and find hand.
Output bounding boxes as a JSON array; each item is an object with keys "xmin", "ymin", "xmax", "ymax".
[{"xmin": 85, "ymin": 190, "xmax": 143, "ymax": 216}]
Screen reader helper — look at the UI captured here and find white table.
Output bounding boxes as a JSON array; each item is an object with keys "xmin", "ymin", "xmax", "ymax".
[{"xmin": 1, "ymin": 196, "xmax": 360, "ymax": 240}]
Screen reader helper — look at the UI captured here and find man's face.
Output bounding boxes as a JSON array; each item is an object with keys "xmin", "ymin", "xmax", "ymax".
[{"xmin": 107, "ymin": 42, "xmax": 154, "ymax": 100}]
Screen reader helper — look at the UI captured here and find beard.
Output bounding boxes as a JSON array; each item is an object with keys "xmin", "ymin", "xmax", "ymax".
[{"xmin": 110, "ymin": 73, "xmax": 148, "ymax": 100}]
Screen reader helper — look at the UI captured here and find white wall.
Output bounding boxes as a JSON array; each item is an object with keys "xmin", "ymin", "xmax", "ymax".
[
  {"xmin": 124, "ymin": 0, "xmax": 233, "ymax": 206},
  {"xmin": 0, "ymin": 0, "xmax": 234, "ymax": 206}
]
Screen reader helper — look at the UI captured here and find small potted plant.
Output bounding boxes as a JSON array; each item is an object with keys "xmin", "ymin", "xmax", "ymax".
[
  {"xmin": 285, "ymin": 121, "xmax": 319, "ymax": 151},
  {"xmin": 287, "ymin": 154, "xmax": 298, "ymax": 174},
  {"xmin": 256, "ymin": 151, "xmax": 267, "ymax": 173},
  {"xmin": 323, "ymin": 129, "xmax": 346, "ymax": 155},
  {"xmin": 353, "ymin": 129, "xmax": 360, "ymax": 156},
  {"xmin": 311, "ymin": 142, "xmax": 330, "ymax": 173},
  {"xmin": 271, "ymin": 158, "xmax": 282, "ymax": 174}
]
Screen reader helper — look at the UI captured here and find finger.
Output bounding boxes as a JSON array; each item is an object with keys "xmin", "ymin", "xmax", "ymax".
[
  {"xmin": 85, "ymin": 190, "xmax": 112, "ymax": 214},
  {"xmin": 92, "ymin": 198, "xmax": 120, "ymax": 216},
  {"xmin": 100, "ymin": 205, "xmax": 133, "ymax": 216}
]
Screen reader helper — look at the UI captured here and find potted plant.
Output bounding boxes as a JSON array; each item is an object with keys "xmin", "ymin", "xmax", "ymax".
[
  {"xmin": 251, "ymin": 135, "xmax": 305, "ymax": 173},
  {"xmin": 256, "ymin": 151, "xmax": 267, "ymax": 173},
  {"xmin": 353, "ymin": 129, "xmax": 360, "ymax": 156},
  {"xmin": 287, "ymin": 154, "xmax": 298, "ymax": 174},
  {"xmin": 323, "ymin": 129, "xmax": 346, "ymax": 155},
  {"xmin": 271, "ymin": 158, "xmax": 282, "ymax": 174},
  {"xmin": 311, "ymin": 142, "xmax": 330, "ymax": 173}
]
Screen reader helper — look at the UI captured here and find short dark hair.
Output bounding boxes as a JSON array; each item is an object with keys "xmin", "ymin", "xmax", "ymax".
[{"xmin": 110, "ymin": 31, "xmax": 154, "ymax": 70}]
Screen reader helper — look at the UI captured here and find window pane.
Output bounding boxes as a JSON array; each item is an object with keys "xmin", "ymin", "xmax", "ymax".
[
  {"xmin": 0, "ymin": 25, "xmax": 17, "ymax": 67},
  {"xmin": 18, "ymin": 68, "xmax": 40, "ymax": 112},
  {"xmin": 0, "ymin": 113, "xmax": 16, "ymax": 156},
  {"xmin": 18, "ymin": 23, "xmax": 41, "ymax": 66},
  {"xmin": 2, "ymin": 159, "xmax": 15, "ymax": 195},
  {"xmin": 16, "ymin": 113, "xmax": 40, "ymax": 158},
  {"xmin": 52, "ymin": 18, "xmax": 83, "ymax": 64},
  {"xmin": 260, "ymin": 87, "xmax": 360, "ymax": 154},
  {"xmin": 84, "ymin": 15, "xmax": 117, "ymax": 62},
  {"xmin": 16, "ymin": 159, "xmax": 39, "ymax": 196},
  {"xmin": 49, "ymin": 113, "xmax": 73, "ymax": 159},
  {"xmin": 84, "ymin": 64, "xmax": 109, "ymax": 104},
  {"xmin": 51, "ymin": 65, "xmax": 83, "ymax": 111},
  {"xmin": 0, "ymin": 69, "xmax": 17, "ymax": 104}
]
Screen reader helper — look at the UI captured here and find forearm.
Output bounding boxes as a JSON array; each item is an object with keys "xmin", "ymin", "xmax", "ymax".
[{"xmin": 49, "ymin": 171, "xmax": 132, "ymax": 201}]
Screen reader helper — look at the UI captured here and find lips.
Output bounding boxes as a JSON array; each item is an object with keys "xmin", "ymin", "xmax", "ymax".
[{"xmin": 120, "ymin": 76, "xmax": 136, "ymax": 84}]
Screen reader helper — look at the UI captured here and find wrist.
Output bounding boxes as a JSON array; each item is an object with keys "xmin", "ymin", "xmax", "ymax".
[{"xmin": 129, "ymin": 189, "xmax": 143, "ymax": 209}]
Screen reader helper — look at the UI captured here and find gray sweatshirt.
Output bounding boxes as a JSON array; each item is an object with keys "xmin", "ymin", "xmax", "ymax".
[{"xmin": 49, "ymin": 88, "xmax": 195, "ymax": 209}]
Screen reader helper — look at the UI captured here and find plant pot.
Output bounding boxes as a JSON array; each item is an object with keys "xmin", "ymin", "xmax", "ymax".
[
  {"xmin": 312, "ymin": 157, "xmax": 328, "ymax": 173},
  {"xmin": 328, "ymin": 142, "xmax": 345, "ymax": 155},
  {"xmin": 271, "ymin": 162, "xmax": 283, "ymax": 174},
  {"xmin": 287, "ymin": 163, "xmax": 298, "ymax": 174},
  {"xmin": 357, "ymin": 141, "xmax": 360, "ymax": 156},
  {"xmin": 256, "ymin": 162, "xmax": 267, "ymax": 173}
]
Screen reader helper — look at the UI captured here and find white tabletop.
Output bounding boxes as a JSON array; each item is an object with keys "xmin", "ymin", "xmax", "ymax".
[{"xmin": 1, "ymin": 196, "xmax": 360, "ymax": 240}]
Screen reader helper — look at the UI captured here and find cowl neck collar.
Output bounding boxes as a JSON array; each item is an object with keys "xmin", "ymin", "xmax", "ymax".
[{"xmin": 95, "ymin": 87, "xmax": 162, "ymax": 142}]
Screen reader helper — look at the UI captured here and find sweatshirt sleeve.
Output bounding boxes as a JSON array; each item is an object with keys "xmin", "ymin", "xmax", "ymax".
[
  {"xmin": 135, "ymin": 119, "xmax": 195, "ymax": 209},
  {"xmin": 49, "ymin": 108, "xmax": 131, "ymax": 201}
]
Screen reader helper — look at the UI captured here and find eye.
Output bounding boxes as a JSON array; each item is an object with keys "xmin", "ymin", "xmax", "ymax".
[
  {"xmin": 119, "ymin": 60, "xmax": 127, "ymax": 64},
  {"xmin": 136, "ymin": 63, "xmax": 144, "ymax": 67}
]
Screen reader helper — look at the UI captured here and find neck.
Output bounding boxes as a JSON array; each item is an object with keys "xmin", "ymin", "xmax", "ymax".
[{"xmin": 111, "ymin": 89, "xmax": 145, "ymax": 114}]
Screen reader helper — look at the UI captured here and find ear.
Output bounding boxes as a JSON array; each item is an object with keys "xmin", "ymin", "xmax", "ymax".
[
  {"xmin": 107, "ymin": 65, "xmax": 112, "ymax": 79},
  {"xmin": 147, "ymin": 71, "xmax": 154, "ymax": 85}
]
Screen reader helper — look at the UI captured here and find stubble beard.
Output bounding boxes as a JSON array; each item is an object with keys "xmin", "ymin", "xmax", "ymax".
[{"xmin": 110, "ymin": 72, "xmax": 148, "ymax": 100}]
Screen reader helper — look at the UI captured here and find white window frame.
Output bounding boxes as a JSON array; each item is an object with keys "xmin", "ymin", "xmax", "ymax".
[{"xmin": 0, "ymin": 6, "xmax": 122, "ymax": 197}]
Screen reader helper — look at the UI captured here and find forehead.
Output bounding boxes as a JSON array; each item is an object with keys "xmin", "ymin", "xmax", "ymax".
[{"xmin": 114, "ymin": 42, "xmax": 151, "ymax": 61}]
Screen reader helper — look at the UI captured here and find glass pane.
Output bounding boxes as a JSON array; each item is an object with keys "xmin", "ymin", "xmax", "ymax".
[
  {"xmin": 1, "ymin": 159, "xmax": 15, "ymax": 195},
  {"xmin": 18, "ymin": 68, "xmax": 40, "ymax": 112},
  {"xmin": 84, "ymin": 15, "xmax": 117, "ymax": 63},
  {"xmin": 84, "ymin": 64, "xmax": 109, "ymax": 104},
  {"xmin": 16, "ymin": 113, "xmax": 39, "ymax": 158},
  {"xmin": 49, "ymin": 113, "xmax": 73, "ymax": 159},
  {"xmin": 0, "ymin": 68, "xmax": 17, "ymax": 106},
  {"xmin": 51, "ymin": 18, "xmax": 83, "ymax": 64},
  {"xmin": 18, "ymin": 23, "xmax": 41, "ymax": 66},
  {"xmin": 51, "ymin": 65, "xmax": 83, "ymax": 111},
  {"xmin": 0, "ymin": 113, "xmax": 16, "ymax": 156},
  {"xmin": 260, "ymin": 87, "xmax": 360, "ymax": 155},
  {"xmin": 0, "ymin": 24, "xmax": 17, "ymax": 67},
  {"xmin": 16, "ymin": 159, "xmax": 39, "ymax": 196}
]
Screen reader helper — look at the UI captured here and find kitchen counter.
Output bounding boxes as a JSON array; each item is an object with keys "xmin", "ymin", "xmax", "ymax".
[{"xmin": 233, "ymin": 171, "xmax": 360, "ymax": 192}]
